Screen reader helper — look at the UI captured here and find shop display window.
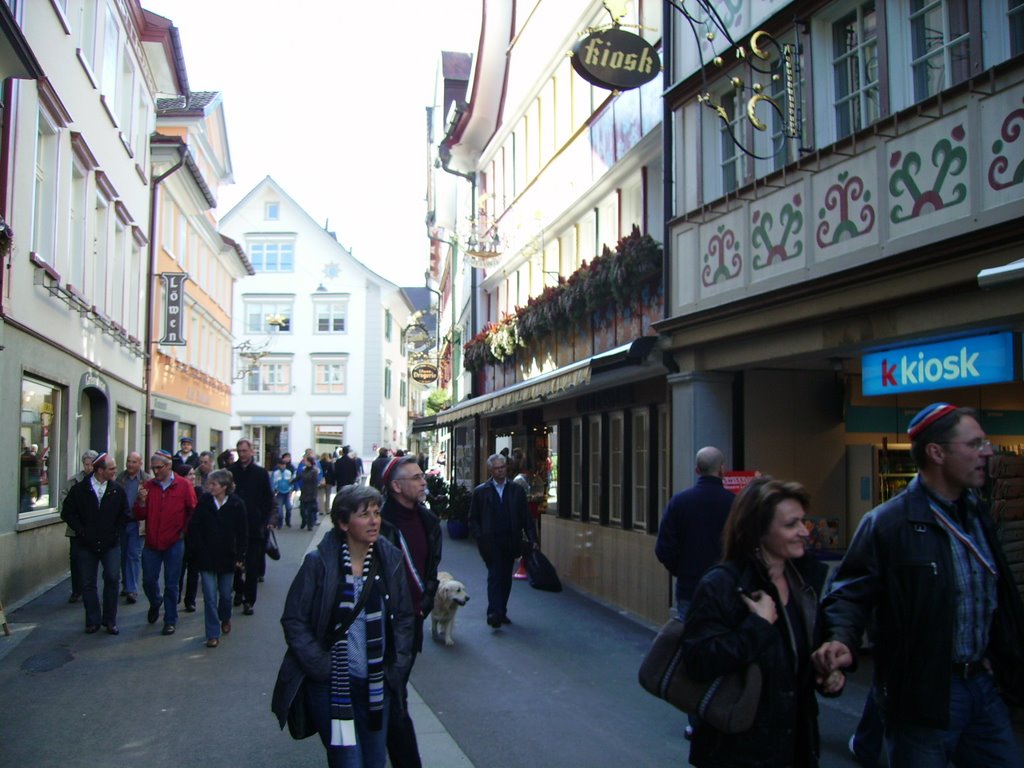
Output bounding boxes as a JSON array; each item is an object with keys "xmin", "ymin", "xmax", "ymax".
[{"xmin": 20, "ymin": 377, "xmax": 61, "ymax": 519}]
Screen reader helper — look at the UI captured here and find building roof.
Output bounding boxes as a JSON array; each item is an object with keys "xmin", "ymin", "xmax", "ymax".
[{"xmin": 156, "ymin": 91, "xmax": 221, "ymax": 117}]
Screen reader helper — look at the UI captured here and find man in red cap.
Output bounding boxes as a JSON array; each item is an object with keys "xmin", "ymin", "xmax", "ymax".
[{"xmin": 813, "ymin": 404, "xmax": 1024, "ymax": 767}]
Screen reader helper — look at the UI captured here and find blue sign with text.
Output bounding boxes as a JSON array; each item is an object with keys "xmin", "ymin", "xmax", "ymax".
[{"xmin": 862, "ymin": 333, "xmax": 1018, "ymax": 396}]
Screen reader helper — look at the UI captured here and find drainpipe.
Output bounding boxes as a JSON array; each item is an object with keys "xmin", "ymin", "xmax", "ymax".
[{"xmin": 143, "ymin": 142, "xmax": 188, "ymax": 459}]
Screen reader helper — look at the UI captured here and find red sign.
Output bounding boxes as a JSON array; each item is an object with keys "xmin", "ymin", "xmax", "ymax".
[{"xmin": 723, "ymin": 471, "xmax": 760, "ymax": 495}]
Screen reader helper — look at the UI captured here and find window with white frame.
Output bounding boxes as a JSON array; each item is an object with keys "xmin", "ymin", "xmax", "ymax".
[
  {"xmin": 20, "ymin": 376, "xmax": 62, "ymax": 518},
  {"xmin": 384, "ymin": 362, "xmax": 392, "ymax": 399},
  {"xmin": 1012, "ymin": 0, "xmax": 1024, "ymax": 55},
  {"xmin": 100, "ymin": 4, "xmax": 119, "ymax": 108},
  {"xmin": 399, "ymin": 374, "xmax": 407, "ymax": 407},
  {"xmin": 244, "ymin": 298, "xmax": 293, "ymax": 333},
  {"xmin": 314, "ymin": 298, "xmax": 347, "ymax": 332},
  {"xmin": 68, "ymin": 160, "xmax": 88, "ymax": 287},
  {"xmin": 91, "ymin": 189, "xmax": 111, "ymax": 303},
  {"xmin": 248, "ymin": 239, "xmax": 294, "ymax": 272},
  {"xmin": 571, "ymin": 417, "xmax": 582, "ymax": 520},
  {"xmin": 116, "ymin": 45, "xmax": 134, "ymax": 134},
  {"xmin": 719, "ymin": 88, "xmax": 744, "ymax": 195},
  {"xmin": 657, "ymin": 405, "xmax": 670, "ymax": 513},
  {"xmin": 588, "ymin": 415, "xmax": 602, "ymax": 522},
  {"xmin": 831, "ymin": 1, "xmax": 880, "ymax": 141},
  {"xmin": 910, "ymin": 0, "xmax": 971, "ymax": 102},
  {"xmin": 632, "ymin": 409, "xmax": 650, "ymax": 531},
  {"xmin": 244, "ymin": 357, "xmax": 291, "ymax": 394},
  {"xmin": 265, "ymin": 201, "xmax": 279, "ymax": 220},
  {"xmin": 385, "ymin": 309, "xmax": 393, "ymax": 342},
  {"xmin": 608, "ymin": 411, "xmax": 624, "ymax": 526},
  {"xmin": 128, "ymin": 238, "xmax": 142, "ymax": 336},
  {"xmin": 111, "ymin": 220, "xmax": 126, "ymax": 325},
  {"xmin": 31, "ymin": 108, "xmax": 60, "ymax": 262},
  {"xmin": 313, "ymin": 357, "xmax": 347, "ymax": 394},
  {"xmin": 78, "ymin": 0, "xmax": 100, "ymax": 73}
]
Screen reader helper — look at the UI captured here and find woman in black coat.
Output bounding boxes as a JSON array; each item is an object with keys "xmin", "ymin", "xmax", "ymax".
[
  {"xmin": 187, "ymin": 469, "xmax": 247, "ymax": 648},
  {"xmin": 680, "ymin": 477, "xmax": 844, "ymax": 768}
]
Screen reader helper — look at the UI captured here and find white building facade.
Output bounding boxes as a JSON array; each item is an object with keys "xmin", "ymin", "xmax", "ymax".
[{"xmin": 220, "ymin": 177, "xmax": 412, "ymax": 467}]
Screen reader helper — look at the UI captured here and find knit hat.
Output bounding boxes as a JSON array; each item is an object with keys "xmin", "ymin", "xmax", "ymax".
[
  {"xmin": 153, "ymin": 449, "xmax": 174, "ymax": 462},
  {"xmin": 92, "ymin": 452, "xmax": 108, "ymax": 469},
  {"xmin": 380, "ymin": 457, "xmax": 403, "ymax": 490},
  {"xmin": 907, "ymin": 403, "xmax": 958, "ymax": 440}
]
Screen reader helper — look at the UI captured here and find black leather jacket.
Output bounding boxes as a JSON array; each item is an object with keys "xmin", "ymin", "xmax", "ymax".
[
  {"xmin": 822, "ymin": 476, "xmax": 1024, "ymax": 728},
  {"xmin": 681, "ymin": 556, "xmax": 829, "ymax": 768},
  {"xmin": 380, "ymin": 498, "xmax": 442, "ymax": 620},
  {"xmin": 272, "ymin": 529, "xmax": 414, "ymax": 729}
]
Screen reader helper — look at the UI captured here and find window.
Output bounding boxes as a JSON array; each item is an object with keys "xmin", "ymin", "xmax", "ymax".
[
  {"xmin": 632, "ymin": 409, "xmax": 650, "ymax": 531},
  {"xmin": 384, "ymin": 362, "xmax": 392, "ymax": 399},
  {"xmin": 244, "ymin": 358, "xmax": 291, "ymax": 393},
  {"xmin": 69, "ymin": 160, "xmax": 88, "ymax": 287},
  {"xmin": 20, "ymin": 376, "xmax": 61, "ymax": 518},
  {"xmin": 910, "ymin": 0, "xmax": 971, "ymax": 102},
  {"xmin": 833, "ymin": 2, "xmax": 880, "ymax": 139},
  {"xmin": 100, "ymin": 4, "xmax": 119, "ymax": 106},
  {"xmin": 608, "ymin": 412, "xmax": 624, "ymax": 525},
  {"xmin": 116, "ymin": 46, "xmax": 134, "ymax": 134},
  {"xmin": 92, "ymin": 189, "xmax": 111, "ymax": 302},
  {"xmin": 249, "ymin": 240, "xmax": 294, "ymax": 272},
  {"xmin": 314, "ymin": 300, "xmax": 347, "ymax": 332},
  {"xmin": 588, "ymin": 415, "xmax": 602, "ymax": 523},
  {"xmin": 657, "ymin": 405, "xmax": 670, "ymax": 513},
  {"xmin": 571, "ymin": 418, "xmax": 582, "ymax": 519},
  {"xmin": 546, "ymin": 422, "xmax": 559, "ymax": 512},
  {"xmin": 265, "ymin": 202, "xmax": 279, "ymax": 220},
  {"xmin": 32, "ymin": 109, "xmax": 60, "ymax": 261},
  {"xmin": 385, "ymin": 309, "xmax": 393, "ymax": 342},
  {"xmin": 78, "ymin": 0, "xmax": 100, "ymax": 73},
  {"xmin": 399, "ymin": 374, "xmax": 407, "ymax": 407},
  {"xmin": 313, "ymin": 358, "xmax": 347, "ymax": 394},
  {"xmin": 1013, "ymin": 0, "xmax": 1024, "ymax": 56},
  {"xmin": 719, "ymin": 89, "xmax": 744, "ymax": 195},
  {"xmin": 244, "ymin": 299, "xmax": 293, "ymax": 333}
]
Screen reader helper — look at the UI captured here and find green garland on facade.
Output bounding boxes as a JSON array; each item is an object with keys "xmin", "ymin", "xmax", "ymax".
[{"xmin": 463, "ymin": 226, "xmax": 662, "ymax": 373}]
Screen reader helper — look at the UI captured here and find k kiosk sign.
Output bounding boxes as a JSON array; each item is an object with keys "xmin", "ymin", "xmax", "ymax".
[{"xmin": 862, "ymin": 333, "xmax": 1020, "ymax": 396}]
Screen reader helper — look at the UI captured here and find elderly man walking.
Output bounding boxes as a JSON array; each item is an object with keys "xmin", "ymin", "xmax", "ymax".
[
  {"xmin": 134, "ymin": 449, "xmax": 197, "ymax": 636},
  {"xmin": 115, "ymin": 451, "xmax": 150, "ymax": 604}
]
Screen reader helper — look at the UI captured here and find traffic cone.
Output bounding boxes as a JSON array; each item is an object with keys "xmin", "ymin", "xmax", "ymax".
[{"xmin": 513, "ymin": 556, "xmax": 529, "ymax": 580}]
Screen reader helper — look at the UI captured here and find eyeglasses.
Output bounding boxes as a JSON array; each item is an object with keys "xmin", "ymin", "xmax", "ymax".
[
  {"xmin": 940, "ymin": 438, "xmax": 993, "ymax": 451},
  {"xmin": 398, "ymin": 472, "xmax": 425, "ymax": 482}
]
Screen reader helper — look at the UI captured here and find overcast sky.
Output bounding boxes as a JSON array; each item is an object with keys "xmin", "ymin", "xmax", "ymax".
[{"xmin": 142, "ymin": 0, "xmax": 481, "ymax": 287}]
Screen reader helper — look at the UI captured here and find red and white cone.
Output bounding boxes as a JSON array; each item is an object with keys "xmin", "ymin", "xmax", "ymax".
[{"xmin": 513, "ymin": 557, "xmax": 529, "ymax": 580}]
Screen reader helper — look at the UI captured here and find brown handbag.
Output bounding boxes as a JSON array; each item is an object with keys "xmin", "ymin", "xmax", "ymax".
[{"xmin": 638, "ymin": 616, "xmax": 762, "ymax": 734}]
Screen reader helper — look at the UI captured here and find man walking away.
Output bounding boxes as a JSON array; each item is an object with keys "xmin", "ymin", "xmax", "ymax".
[
  {"xmin": 230, "ymin": 438, "xmax": 273, "ymax": 615},
  {"xmin": 115, "ymin": 451, "xmax": 150, "ymax": 604}
]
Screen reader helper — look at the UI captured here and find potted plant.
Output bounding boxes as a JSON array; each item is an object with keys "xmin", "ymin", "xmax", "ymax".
[
  {"xmin": 445, "ymin": 481, "xmax": 472, "ymax": 539},
  {"xmin": 425, "ymin": 471, "xmax": 449, "ymax": 518}
]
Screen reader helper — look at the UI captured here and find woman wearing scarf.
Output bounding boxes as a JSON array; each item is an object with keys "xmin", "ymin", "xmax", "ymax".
[
  {"xmin": 275, "ymin": 484, "xmax": 414, "ymax": 767},
  {"xmin": 187, "ymin": 469, "xmax": 247, "ymax": 648},
  {"xmin": 680, "ymin": 478, "xmax": 845, "ymax": 768}
]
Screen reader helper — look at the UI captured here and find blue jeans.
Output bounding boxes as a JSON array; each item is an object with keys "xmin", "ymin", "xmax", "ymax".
[
  {"xmin": 885, "ymin": 671, "xmax": 1024, "ymax": 767},
  {"xmin": 276, "ymin": 492, "xmax": 292, "ymax": 527},
  {"xmin": 200, "ymin": 570, "xmax": 234, "ymax": 640},
  {"xmin": 75, "ymin": 545, "xmax": 120, "ymax": 627},
  {"xmin": 142, "ymin": 540, "xmax": 184, "ymax": 626},
  {"xmin": 306, "ymin": 677, "xmax": 390, "ymax": 768},
  {"xmin": 120, "ymin": 522, "xmax": 142, "ymax": 595}
]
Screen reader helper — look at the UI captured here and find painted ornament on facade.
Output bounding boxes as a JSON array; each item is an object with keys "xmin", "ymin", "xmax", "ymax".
[
  {"xmin": 323, "ymin": 262, "xmax": 341, "ymax": 279},
  {"xmin": 816, "ymin": 171, "xmax": 875, "ymax": 248},
  {"xmin": 751, "ymin": 193, "xmax": 803, "ymax": 269},
  {"xmin": 988, "ymin": 97, "xmax": 1024, "ymax": 191},
  {"xmin": 702, "ymin": 224, "xmax": 742, "ymax": 286},
  {"xmin": 889, "ymin": 124, "xmax": 967, "ymax": 223}
]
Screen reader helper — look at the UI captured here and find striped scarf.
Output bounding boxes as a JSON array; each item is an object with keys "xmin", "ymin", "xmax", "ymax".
[{"xmin": 330, "ymin": 542, "xmax": 385, "ymax": 746}]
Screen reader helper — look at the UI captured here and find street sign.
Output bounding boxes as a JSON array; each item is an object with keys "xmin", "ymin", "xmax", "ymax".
[{"xmin": 411, "ymin": 363, "xmax": 439, "ymax": 384}]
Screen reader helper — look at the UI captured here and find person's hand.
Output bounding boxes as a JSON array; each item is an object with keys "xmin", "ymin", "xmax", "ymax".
[
  {"xmin": 819, "ymin": 669, "xmax": 846, "ymax": 694},
  {"xmin": 137, "ymin": 486, "xmax": 148, "ymax": 503},
  {"xmin": 812, "ymin": 640, "xmax": 853, "ymax": 676},
  {"xmin": 740, "ymin": 591, "xmax": 777, "ymax": 624}
]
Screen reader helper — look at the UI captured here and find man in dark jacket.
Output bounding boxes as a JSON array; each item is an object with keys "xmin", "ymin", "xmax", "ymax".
[
  {"xmin": 61, "ymin": 452, "xmax": 131, "ymax": 635},
  {"xmin": 230, "ymin": 438, "xmax": 274, "ymax": 615},
  {"xmin": 334, "ymin": 444, "xmax": 359, "ymax": 488},
  {"xmin": 814, "ymin": 404, "xmax": 1024, "ymax": 767},
  {"xmin": 469, "ymin": 453, "xmax": 537, "ymax": 628},
  {"xmin": 369, "ymin": 447, "xmax": 391, "ymax": 491},
  {"xmin": 655, "ymin": 446, "xmax": 735, "ymax": 620},
  {"xmin": 380, "ymin": 455, "xmax": 443, "ymax": 768},
  {"xmin": 172, "ymin": 436, "xmax": 200, "ymax": 470}
]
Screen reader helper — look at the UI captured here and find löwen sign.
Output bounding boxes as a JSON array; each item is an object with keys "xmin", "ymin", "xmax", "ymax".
[{"xmin": 571, "ymin": 27, "xmax": 660, "ymax": 91}]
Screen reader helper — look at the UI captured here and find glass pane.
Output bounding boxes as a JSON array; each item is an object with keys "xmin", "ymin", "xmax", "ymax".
[{"xmin": 21, "ymin": 378, "xmax": 57, "ymax": 514}]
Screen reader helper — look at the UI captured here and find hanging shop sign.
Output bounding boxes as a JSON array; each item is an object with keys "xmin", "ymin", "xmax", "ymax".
[
  {"xmin": 862, "ymin": 333, "xmax": 1019, "ymax": 396},
  {"xmin": 411, "ymin": 363, "xmax": 439, "ymax": 384},
  {"xmin": 159, "ymin": 272, "xmax": 187, "ymax": 346},
  {"xmin": 723, "ymin": 471, "xmax": 760, "ymax": 495},
  {"xmin": 570, "ymin": 27, "xmax": 660, "ymax": 91}
]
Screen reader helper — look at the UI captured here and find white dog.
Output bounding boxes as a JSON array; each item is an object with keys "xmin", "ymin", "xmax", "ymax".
[{"xmin": 432, "ymin": 571, "xmax": 470, "ymax": 647}]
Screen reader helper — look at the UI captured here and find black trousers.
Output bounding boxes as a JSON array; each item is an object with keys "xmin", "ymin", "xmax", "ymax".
[
  {"xmin": 234, "ymin": 536, "xmax": 266, "ymax": 606},
  {"xmin": 387, "ymin": 620, "xmax": 424, "ymax": 768}
]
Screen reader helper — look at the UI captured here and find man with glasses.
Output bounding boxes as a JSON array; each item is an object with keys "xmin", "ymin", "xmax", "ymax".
[
  {"xmin": 814, "ymin": 403, "xmax": 1024, "ymax": 767},
  {"xmin": 380, "ymin": 455, "xmax": 442, "ymax": 768},
  {"xmin": 134, "ymin": 449, "xmax": 197, "ymax": 636}
]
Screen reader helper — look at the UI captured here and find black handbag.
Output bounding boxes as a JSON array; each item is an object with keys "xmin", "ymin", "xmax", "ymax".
[
  {"xmin": 266, "ymin": 529, "xmax": 281, "ymax": 561},
  {"xmin": 524, "ymin": 549, "xmax": 562, "ymax": 592},
  {"xmin": 638, "ymin": 615, "xmax": 762, "ymax": 734}
]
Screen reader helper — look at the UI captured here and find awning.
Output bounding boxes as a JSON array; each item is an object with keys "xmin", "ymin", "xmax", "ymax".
[
  {"xmin": 434, "ymin": 337, "xmax": 663, "ymax": 426},
  {"xmin": 978, "ymin": 257, "xmax": 1024, "ymax": 288}
]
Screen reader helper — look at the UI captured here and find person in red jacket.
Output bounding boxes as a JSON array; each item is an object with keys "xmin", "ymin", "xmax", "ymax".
[{"xmin": 134, "ymin": 449, "xmax": 197, "ymax": 636}]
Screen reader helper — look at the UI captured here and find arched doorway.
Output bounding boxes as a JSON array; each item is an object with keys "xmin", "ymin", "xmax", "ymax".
[{"xmin": 79, "ymin": 383, "xmax": 109, "ymax": 455}]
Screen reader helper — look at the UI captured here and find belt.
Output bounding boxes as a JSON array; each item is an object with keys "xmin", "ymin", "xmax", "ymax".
[{"xmin": 950, "ymin": 660, "xmax": 987, "ymax": 679}]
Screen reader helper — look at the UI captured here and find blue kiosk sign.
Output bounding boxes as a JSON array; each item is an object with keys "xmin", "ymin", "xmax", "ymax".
[{"xmin": 862, "ymin": 333, "xmax": 1019, "ymax": 396}]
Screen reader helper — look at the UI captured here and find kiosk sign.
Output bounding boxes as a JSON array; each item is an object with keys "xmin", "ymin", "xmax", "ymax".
[
  {"xmin": 571, "ymin": 28, "xmax": 660, "ymax": 91},
  {"xmin": 862, "ymin": 333, "xmax": 1018, "ymax": 395}
]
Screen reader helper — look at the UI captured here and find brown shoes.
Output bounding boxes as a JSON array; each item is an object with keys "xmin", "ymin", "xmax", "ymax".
[
  {"xmin": 221, "ymin": 621, "xmax": 231, "ymax": 634},
  {"xmin": 206, "ymin": 638, "xmax": 219, "ymax": 648}
]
